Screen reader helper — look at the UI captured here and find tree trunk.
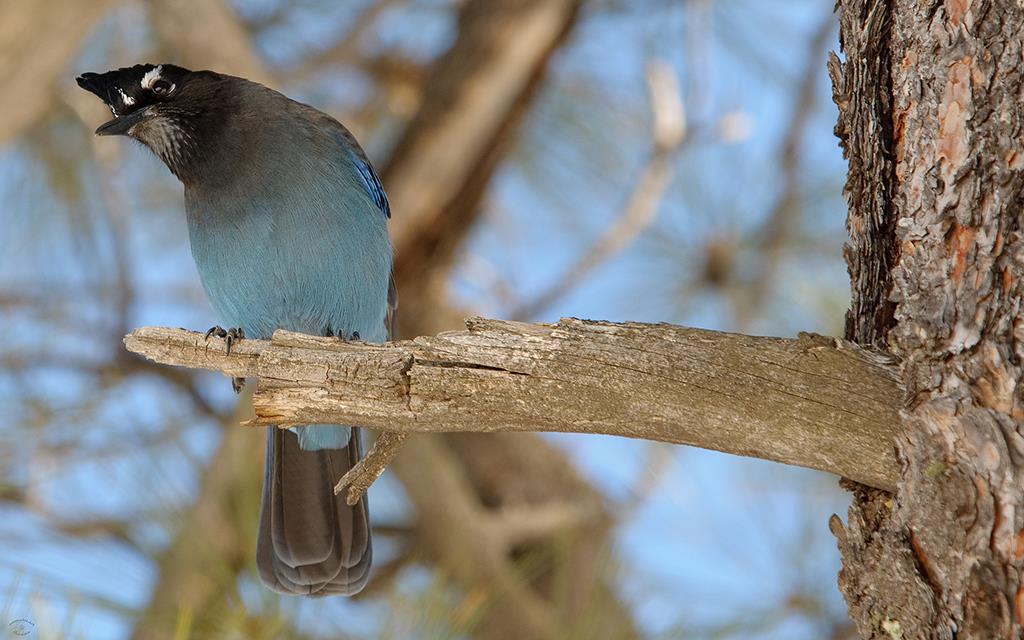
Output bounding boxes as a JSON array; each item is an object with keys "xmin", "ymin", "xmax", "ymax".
[{"xmin": 830, "ymin": 1, "xmax": 1024, "ymax": 637}]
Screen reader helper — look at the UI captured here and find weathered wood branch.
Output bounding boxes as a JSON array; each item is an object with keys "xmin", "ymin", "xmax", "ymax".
[{"xmin": 124, "ymin": 317, "xmax": 903, "ymax": 491}]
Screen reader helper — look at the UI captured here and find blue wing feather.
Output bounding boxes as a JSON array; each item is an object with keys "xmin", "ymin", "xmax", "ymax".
[{"xmin": 348, "ymin": 150, "xmax": 391, "ymax": 219}]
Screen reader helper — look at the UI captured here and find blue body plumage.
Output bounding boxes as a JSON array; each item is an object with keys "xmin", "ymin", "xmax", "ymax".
[
  {"xmin": 77, "ymin": 63, "xmax": 390, "ymax": 595},
  {"xmin": 185, "ymin": 122, "xmax": 391, "ymax": 450}
]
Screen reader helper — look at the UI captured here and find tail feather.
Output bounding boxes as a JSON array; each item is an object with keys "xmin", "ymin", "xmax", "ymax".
[{"xmin": 257, "ymin": 426, "xmax": 372, "ymax": 595}]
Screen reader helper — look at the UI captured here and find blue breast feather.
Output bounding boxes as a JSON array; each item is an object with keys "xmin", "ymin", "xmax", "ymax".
[{"xmin": 185, "ymin": 130, "xmax": 392, "ymax": 449}]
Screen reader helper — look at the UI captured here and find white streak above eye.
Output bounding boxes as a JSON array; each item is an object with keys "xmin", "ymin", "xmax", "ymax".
[
  {"xmin": 117, "ymin": 88, "xmax": 135, "ymax": 106},
  {"xmin": 141, "ymin": 65, "xmax": 163, "ymax": 90}
]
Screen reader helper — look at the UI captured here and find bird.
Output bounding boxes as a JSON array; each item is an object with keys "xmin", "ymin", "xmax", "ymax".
[{"xmin": 77, "ymin": 63, "xmax": 394, "ymax": 596}]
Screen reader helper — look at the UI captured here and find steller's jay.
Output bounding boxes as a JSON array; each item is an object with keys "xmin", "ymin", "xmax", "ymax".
[{"xmin": 77, "ymin": 64, "xmax": 393, "ymax": 595}]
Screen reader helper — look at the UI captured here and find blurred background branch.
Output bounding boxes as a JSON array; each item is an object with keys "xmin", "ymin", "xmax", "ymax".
[
  {"xmin": 509, "ymin": 60, "xmax": 685, "ymax": 320},
  {"xmin": 0, "ymin": 0, "xmax": 120, "ymax": 145}
]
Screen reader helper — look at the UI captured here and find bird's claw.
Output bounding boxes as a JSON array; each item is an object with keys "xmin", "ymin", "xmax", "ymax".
[
  {"xmin": 204, "ymin": 325, "xmax": 245, "ymax": 354},
  {"xmin": 325, "ymin": 327, "xmax": 361, "ymax": 342},
  {"xmin": 204, "ymin": 326, "xmax": 247, "ymax": 393}
]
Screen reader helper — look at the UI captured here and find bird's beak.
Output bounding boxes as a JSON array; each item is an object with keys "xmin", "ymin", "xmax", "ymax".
[
  {"xmin": 76, "ymin": 71, "xmax": 149, "ymax": 136},
  {"xmin": 93, "ymin": 107, "xmax": 149, "ymax": 137}
]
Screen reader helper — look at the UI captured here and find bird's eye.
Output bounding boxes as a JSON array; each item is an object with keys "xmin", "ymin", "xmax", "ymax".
[{"xmin": 151, "ymin": 79, "xmax": 173, "ymax": 95}]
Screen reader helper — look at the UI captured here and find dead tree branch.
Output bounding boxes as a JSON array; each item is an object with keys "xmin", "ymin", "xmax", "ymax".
[
  {"xmin": 334, "ymin": 430, "xmax": 410, "ymax": 505},
  {"xmin": 124, "ymin": 317, "xmax": 903, "ymax": 491}
]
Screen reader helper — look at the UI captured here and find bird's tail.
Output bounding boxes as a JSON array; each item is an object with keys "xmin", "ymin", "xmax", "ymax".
[{"xmin": 256, "ymin": 425, "xmax": 372, "ymax": 595}]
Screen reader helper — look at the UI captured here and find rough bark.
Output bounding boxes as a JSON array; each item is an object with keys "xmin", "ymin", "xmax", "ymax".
[
  {"xmin": 124, "ymin": 318, "xmax": 903, "ymax": 491},
  {"xmin": 830, "ymin": 1, "xmax": 1024, "ymax": 637}
]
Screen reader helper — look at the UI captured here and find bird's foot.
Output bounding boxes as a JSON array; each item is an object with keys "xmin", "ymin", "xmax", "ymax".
[
  {"xmin": 204, "ymin": 325, "xmax": 245, "ymax": 354},
  {"xmin": 326, "ymin": 327, "xmax": 361, "ymax": 342},
  {"xmin": 204, "ymin": 326, "xmax": 246, "ymax": 393}
]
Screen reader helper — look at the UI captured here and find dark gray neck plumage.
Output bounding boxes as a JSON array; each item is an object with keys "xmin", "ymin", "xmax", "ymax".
[{"xmin": 135, "ymin": 73, "xmax": 260, "ymax": 184}]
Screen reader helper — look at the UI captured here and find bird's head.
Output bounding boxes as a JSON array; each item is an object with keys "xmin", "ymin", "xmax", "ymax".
[{"xmin": 77, "ymin": 63, "xmax": 225, "ymax": 179}]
